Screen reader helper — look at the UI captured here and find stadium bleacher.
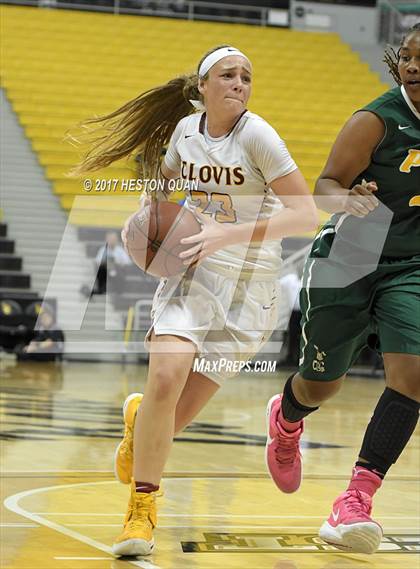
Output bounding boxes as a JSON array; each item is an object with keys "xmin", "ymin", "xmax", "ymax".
[
  {"xmin": 0, "ymin": 5, "xmax": 393, "ymax": 354},
  {"xmin": 0, "ymin": 221, "xmax": 32, "ymax": 294},
  {"xmin": 0, "ymin": 218, "xmax": 59, "ymax": 353},
  {"xmin": 1, "ymin": 5, "xmax": 389, "ymax": 230}
]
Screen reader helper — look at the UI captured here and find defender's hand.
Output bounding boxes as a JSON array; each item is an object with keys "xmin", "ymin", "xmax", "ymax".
[{"xmin": 344, "ymin": 180, "xmax": 379, "ymax": 217}]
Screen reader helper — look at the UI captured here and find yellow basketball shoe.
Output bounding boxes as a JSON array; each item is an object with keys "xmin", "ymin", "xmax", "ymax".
[
  {"xmin": 112, "ymin": 480, "xmax": 160, "ymax": 557},
  {"xmin": 114, "ymin": 393, "xmax": 143, "ymax": 484}
]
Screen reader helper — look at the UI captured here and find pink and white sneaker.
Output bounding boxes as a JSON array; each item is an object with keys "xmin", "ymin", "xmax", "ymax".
[
  {"xmin": 265, "ymin": 394, "xmax": 303, "ymax": 494},
  {"xmin": 319, "ymin": 489, "xmax": 383, "ymax": 554}
]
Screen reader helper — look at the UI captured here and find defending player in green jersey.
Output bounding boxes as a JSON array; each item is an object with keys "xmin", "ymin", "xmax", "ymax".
[
  {"xmin": 265, "ymin": 23, "xmax": 420, "ymax": 555},
  {"xmin": 321, "ymin": 84, "xmax": 419, "ymax": 259}
]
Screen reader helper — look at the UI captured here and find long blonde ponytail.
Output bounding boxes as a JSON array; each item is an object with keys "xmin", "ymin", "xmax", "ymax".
[{"xmin": 70, "ymin": 44, "xmax": 231, "ymax": 178}]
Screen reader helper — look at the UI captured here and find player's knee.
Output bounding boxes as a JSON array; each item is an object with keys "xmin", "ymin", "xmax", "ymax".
[
  {"xmin": 385, "ymin": 354, "xmax": 420, "ymax": 402},
  {"xmin": 297, "ymin": 374, "xmax": 345, "ymax": 405},
  {"xmin": 148, "ymin": 366, "xmax": 184, "ymax": 404},
  {"xmin": 387, "ymin": 376, "xmax": 420, "ymax": 402}
]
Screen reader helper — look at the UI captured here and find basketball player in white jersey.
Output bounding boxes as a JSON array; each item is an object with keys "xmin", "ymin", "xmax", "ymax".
[{"xmin": 74, "ymin": 45, "xmax": 318, "ymax": 556}]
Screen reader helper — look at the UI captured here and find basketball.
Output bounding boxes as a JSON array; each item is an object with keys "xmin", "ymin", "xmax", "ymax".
[{"xmin": 125, "ymin": 201, "xmax": 202, "ymax": 277}]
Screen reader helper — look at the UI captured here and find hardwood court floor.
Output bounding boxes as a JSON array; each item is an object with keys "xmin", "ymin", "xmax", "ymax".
[{"xmin": 1, "ymin": 360, "xmax": 419, "ymax": 569}]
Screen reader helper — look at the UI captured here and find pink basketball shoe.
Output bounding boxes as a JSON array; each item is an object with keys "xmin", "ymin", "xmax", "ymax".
[
  {"xmin": 265, "ymin": 394, "xmax": 303, "ymax": 494},
  {"xmin": 319, "ymin": 489, "xmax": 383, "ymax": 554}
]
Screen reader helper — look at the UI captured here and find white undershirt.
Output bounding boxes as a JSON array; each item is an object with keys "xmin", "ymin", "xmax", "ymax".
[{"xmin": 401, "ymin": 85, "xmax": 420, "ymax": 120}]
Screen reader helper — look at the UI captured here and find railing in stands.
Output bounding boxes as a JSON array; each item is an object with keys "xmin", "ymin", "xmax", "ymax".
[
  {"xmin": 378, "ymin": 0, "xmax": 420, "ymax": 45},
  {"xmin": 0, "ymin": 0, "xmax": 287, "ymax": 27}
]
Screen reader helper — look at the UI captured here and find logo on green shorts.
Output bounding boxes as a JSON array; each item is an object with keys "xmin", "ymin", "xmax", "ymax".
[{"xmin": 312, "ymin": 345, "xmax": 326, "ymax": 373}]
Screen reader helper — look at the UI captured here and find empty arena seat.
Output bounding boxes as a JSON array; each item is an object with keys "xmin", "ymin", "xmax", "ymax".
[{"xmin": 1, "ymin": 5, "xmax": 388, "ymax": 230}]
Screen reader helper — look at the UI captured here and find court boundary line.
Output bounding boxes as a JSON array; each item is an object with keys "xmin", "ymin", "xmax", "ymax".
[
  {"xmin": 54, "ymin": 557, "xmax": 113, "ymax": 561},
  {"xmin": 2, "ymin": 470, "xmax": 419, "ymax": 481},
  {"xmin": 62, "ymin": 524, "xmax": 420, "ymax": 531},
  {"xmin": 4, "ymin": 477, "xmax": 419, "ymax": 565},
  {"xmin": 33, "ymin": 512, "xmax": 420, "ymax": 520},
  {"xmin": 4, "ymin": 480, "xmax": 161, "ymax": 569}
]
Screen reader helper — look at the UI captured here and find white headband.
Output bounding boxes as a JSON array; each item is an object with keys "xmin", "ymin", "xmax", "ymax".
[
  {"xmin": 189, "ymin": 47, "xmax": 251, "ymax": 111},
  {"xmin": 198, "ymin": 46, "xmax": 250, "ymax": 77}
]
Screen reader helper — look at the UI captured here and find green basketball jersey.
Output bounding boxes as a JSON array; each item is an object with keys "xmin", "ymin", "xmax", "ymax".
[{"xmin": 328, "ymin": 87, "xmax": 420, "ymax": 259}]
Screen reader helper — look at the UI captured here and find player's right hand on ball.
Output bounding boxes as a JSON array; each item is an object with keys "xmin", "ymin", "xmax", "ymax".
[{"xmin": 344, "ymin": 180, "xmax": 379, "ymax": 217}]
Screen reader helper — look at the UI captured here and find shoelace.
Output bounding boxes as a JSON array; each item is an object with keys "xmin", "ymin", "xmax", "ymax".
[
  {"xmin": 119, "ymin": 425, "xmax": 134, "ymax": 455},
  {"xmin": 343, "ymin": 489, "xmax": 372, "ymax": 517},
  {"xmin": 274, "ymin": 425, "xmax": 300, "ymax": 465},
  {"xmin": 127, "ymin": 496, "xmax": 155, "ymax": 529}
]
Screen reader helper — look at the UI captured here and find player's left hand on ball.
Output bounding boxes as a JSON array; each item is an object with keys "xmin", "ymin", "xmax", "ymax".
[{"xmin": 179, "ymin": 212, "xmax": 228, "ymax": 266}]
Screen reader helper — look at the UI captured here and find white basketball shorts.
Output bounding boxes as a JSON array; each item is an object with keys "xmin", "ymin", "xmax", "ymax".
[{"xmin": 145, "ymin": 264, "xmax": 279, "ymax": 385}]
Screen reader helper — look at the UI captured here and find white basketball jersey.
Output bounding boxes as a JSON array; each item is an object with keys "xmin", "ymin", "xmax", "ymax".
[{"xmin": 164, "ymin": 110, "xmax": 297, "ymax": 278}]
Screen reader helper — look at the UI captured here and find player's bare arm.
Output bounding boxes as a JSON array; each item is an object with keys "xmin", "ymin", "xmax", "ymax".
[
  {"xmin": 227, "ymin": 169, "xmax": 319, "ymax": 245},
  {"xmin": 251, "ymin": 169, "xmax": 319, "ymax": 240},
  {"xmin": 315, "ymin": 111, "xmax": 384, "ymax": 217},
  {"xmin": 160, "ymin": 161, "xmax": 180, "ymax": 188},
  {"xmin": 179, "ymin": 169, "xmax": 318, "ymax": 265},
  {"xmin": 141, "ymin": 162, "xmax": 179, "ymax": 202}
]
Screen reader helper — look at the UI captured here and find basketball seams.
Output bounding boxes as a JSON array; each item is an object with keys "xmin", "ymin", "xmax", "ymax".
[{"xmin": 127, "ymin": 202, "xmax": 201, "ymax": 276}]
